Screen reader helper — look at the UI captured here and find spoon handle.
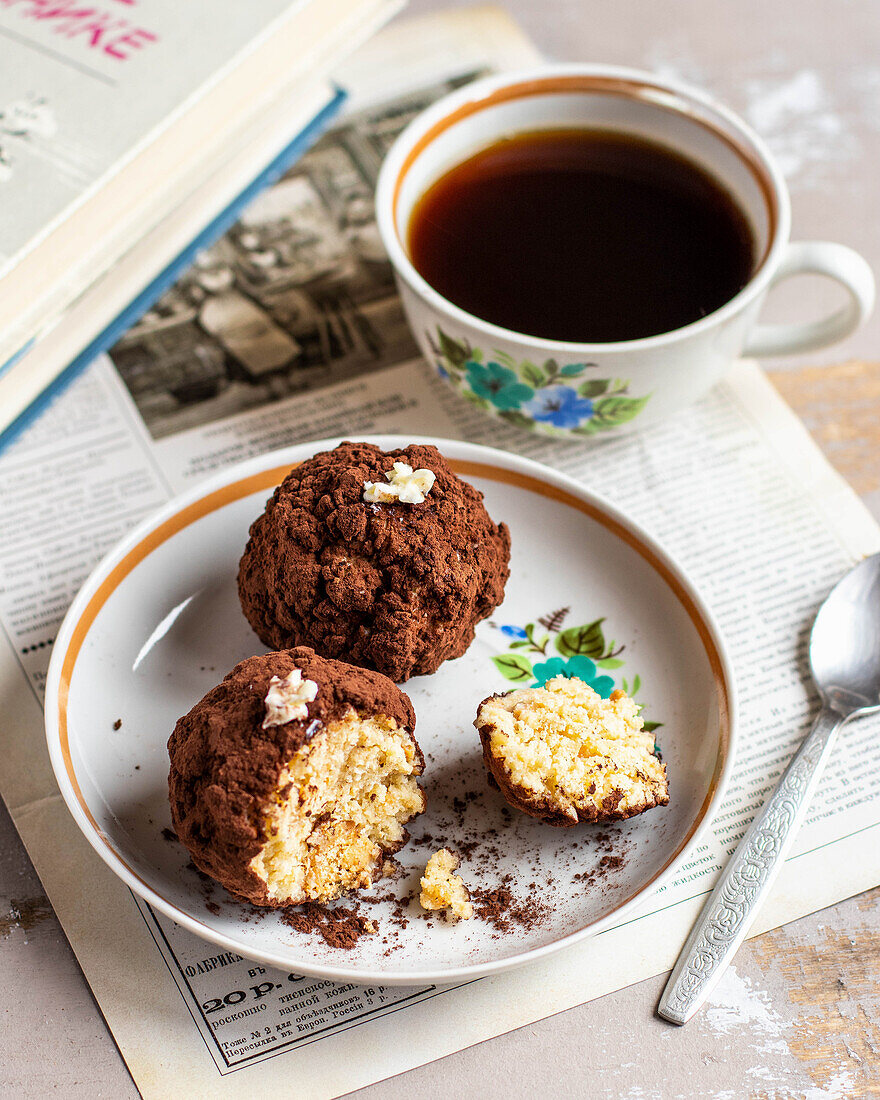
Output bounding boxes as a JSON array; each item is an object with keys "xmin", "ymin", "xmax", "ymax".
[{"xmin": 658, "ymin": 704, "xmax": 846, "ymax": 1025}]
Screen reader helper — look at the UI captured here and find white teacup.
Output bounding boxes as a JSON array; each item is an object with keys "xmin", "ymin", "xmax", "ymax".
[{"xmin": 376, "ymin": 65, "xmax": 874, "ymax": 438}]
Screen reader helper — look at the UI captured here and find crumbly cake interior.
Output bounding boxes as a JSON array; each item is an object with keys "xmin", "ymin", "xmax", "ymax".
[
  {"xmin": 250, "ymin": 710, "xmax": 423, "ymax": 904},
  {"xmin": 479, "ymin": 676, "xmax": 667, "ymax": 822},
  {"xmin": 419, "ymin": 848, "xmax": 473, "ymax": 921}
]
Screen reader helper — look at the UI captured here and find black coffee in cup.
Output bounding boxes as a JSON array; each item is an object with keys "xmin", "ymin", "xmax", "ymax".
[{"xmin": 408, "ymin": 128, "xmax": 755, "ymax": 343}]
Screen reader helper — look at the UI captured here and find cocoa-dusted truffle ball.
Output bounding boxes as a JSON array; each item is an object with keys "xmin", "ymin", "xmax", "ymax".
[
  {"xmin": 237, "ymin": 442, "xmax": 511, "ymax": 681},
  {"xmin": 168, "ymin": 647, "xmax": 425, "ymax": 906},
  {"xmin": 475, "ymin": 677, "xmax": 668, "ymax": 827}
]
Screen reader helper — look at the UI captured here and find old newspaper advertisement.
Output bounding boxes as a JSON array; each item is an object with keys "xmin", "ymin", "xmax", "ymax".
[{"xmin": 1, "ymin": 10, "xmax": 879, "ymax": 1098}]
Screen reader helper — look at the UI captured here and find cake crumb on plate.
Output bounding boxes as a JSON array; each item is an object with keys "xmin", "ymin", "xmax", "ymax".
[{"xmin": 419, "ymin": 848, "xmax": 473, "ymax": 921}]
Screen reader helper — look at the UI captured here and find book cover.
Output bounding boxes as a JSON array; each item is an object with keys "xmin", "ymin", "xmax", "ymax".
[{"xmin": 0, "ymin": 0, "xmax": 300, "ymax": 271}]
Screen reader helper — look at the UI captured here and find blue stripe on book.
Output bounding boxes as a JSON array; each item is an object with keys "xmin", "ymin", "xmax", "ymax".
[
  {"xmin": 0, "ymin": 338, "xmax": 36, "ymax": 384},
  {"xmin": 0, "ymin": 85, "xmax": 347, "ymax": 455}
]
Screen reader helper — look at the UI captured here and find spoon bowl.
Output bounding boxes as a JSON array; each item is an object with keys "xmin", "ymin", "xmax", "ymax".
[{"xmin": 810, "ymin": 553, "xmax": 880, "ymax": 715}]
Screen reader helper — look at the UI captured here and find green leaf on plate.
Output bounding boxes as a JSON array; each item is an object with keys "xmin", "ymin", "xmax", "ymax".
[
  {"xmin": 492, "ymin": 653, "xmax": 534, "ymax": 683},
  {"xmin": 643, "ymin": 719, "xmax": 663, "ymax": 733},
  {"xmin": 556, "ymin": 618, "xmax": 606, "ymax": 658},
  {"xmin": 597, "ymin": 657, "xmax": 624, "ymax": 669}
]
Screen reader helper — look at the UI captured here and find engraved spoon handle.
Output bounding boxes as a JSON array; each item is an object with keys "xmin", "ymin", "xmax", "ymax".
[{"xmin": 658, "ymin": 704, "xmax": 847, "ymax": 1025}]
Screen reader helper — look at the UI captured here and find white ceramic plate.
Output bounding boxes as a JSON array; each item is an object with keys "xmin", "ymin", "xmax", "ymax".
[{"xmin": 46, "ymin": 436, "xmax": 735, "ymax": 985}]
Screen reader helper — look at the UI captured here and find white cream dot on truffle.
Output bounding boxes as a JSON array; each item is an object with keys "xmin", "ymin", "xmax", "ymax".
[
  {"xmin": 363, "ymin": 463, "xmax": 436, "ymax": 505},
  {"xmin": 262, "ymin": 668, "xmax": 318, "ymax": 728}
]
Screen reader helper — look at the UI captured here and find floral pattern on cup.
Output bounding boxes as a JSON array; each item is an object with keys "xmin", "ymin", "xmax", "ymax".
[
  {"xmin": 490, "ymin": 606, "xmax": 662, "ymax": 734},
  {"xmin": 430, "ymin": 326, "xmax": 651, "ymax": 436},
  {"xmin": 465, "ymin": 360, "xmax": 533, "ymax": 410}
]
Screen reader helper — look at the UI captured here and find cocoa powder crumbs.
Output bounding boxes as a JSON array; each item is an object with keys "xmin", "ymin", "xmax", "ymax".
[
  {"xmin": 359, "ymin": 889, "xmax": 397, "ymax": 905},
  {"xmin": 451, "ymin": 792, "xmax": 480, "ymax": 816},
  {"xmin": 360, "ymin": 889, "xmax": 411, "ymax": 930},
  {"xmin": 112, "ymin": 718, "xmax": 122, "ymax": 730},
  {"xmin": 573, "ymin": 837, "xmax": 629, "ymax": 888},
  {"xmin": 161, "ymin": 827, "xmax": 178, "ymax": 843},
  {"xmin": 184, "ymin": 857, "xmax": 226, "ymax": 915},
  {"xmin": 471, "ymin": 885, "xmax": 550, "ymax": 934},
  {"xmin": 281, "ymin": 903, "xmax": 376, "ymax": 949},
  {"xmin": 594, "ymin": 830, "xmax": 615, "ymax": 849},
  {"xmin": 455, "ymin": 838, "xmax": 480, "ymax": 859}
]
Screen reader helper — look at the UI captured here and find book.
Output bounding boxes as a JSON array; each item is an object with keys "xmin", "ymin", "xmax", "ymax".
[
  {"xmin": 0, "ymin": 79, "xmax": 342, "ymax": 447},
  {"xmin": 0, "ymin": 0, "xmax": 403, "ymax": 438}
]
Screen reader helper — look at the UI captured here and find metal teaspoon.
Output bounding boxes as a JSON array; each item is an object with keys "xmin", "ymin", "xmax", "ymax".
[{"xmin": 658, "ymin": 551, "xmax": 880, "ymax": 1025}]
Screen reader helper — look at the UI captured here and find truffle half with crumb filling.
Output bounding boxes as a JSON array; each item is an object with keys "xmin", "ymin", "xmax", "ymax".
[
  {"xmin": 237, "ymin": 441, "xmax": 510, "ymax": 682},
  {"xmin": 168, "ymin": 648, "xmax": 425, "ymax": 906},
  {"xmin": 419, "ymin": 848, "xmax": 473, "ymax": 921},
  {"xmin": 475, "ymin": 676, "xmax": 668, "ymax": 826}
]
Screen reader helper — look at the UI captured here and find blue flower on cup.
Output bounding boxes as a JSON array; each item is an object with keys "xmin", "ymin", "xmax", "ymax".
[
  {"xmin": 465, "ymin": 360, "xmax": 534, "ymax": 411},
  {"xmin": 500, "ymin": 625, "xmax": 528, "ymax": 639},
  {"xmin": 531, "ymin": 655, "xmax": 615, "ymax": 698},
  {"xmin": 524, "ymin": 385, "xmax": 595, "ymax": 429}
]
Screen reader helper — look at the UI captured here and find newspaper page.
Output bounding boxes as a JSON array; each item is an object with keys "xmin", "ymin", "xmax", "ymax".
[{"xmin": 2, "ymin": 9, "xmax": 880, "ymax": 1098}]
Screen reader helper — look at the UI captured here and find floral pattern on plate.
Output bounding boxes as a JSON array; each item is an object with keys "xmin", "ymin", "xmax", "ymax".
[{"xmin": 491, "ymin": 607, "xmax": 662, "ymax": 733}]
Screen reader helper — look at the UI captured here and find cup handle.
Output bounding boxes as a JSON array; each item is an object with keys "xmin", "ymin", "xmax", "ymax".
[{"xmin": 743, "ymin": 240, "xmax": 875, "ymax": 357}]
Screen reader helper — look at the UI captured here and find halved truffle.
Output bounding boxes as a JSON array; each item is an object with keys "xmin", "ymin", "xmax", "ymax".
[
  {"xmin": 237, "ymin": 441, "xmax": 511, "ymax": 682},
  {"xmin": 475, "ymin": 676, "xmax": 668, "ymax": 827},
  {"xmin": 168, "ymin": 647, "xmax": 425, "ymax": 906}
]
